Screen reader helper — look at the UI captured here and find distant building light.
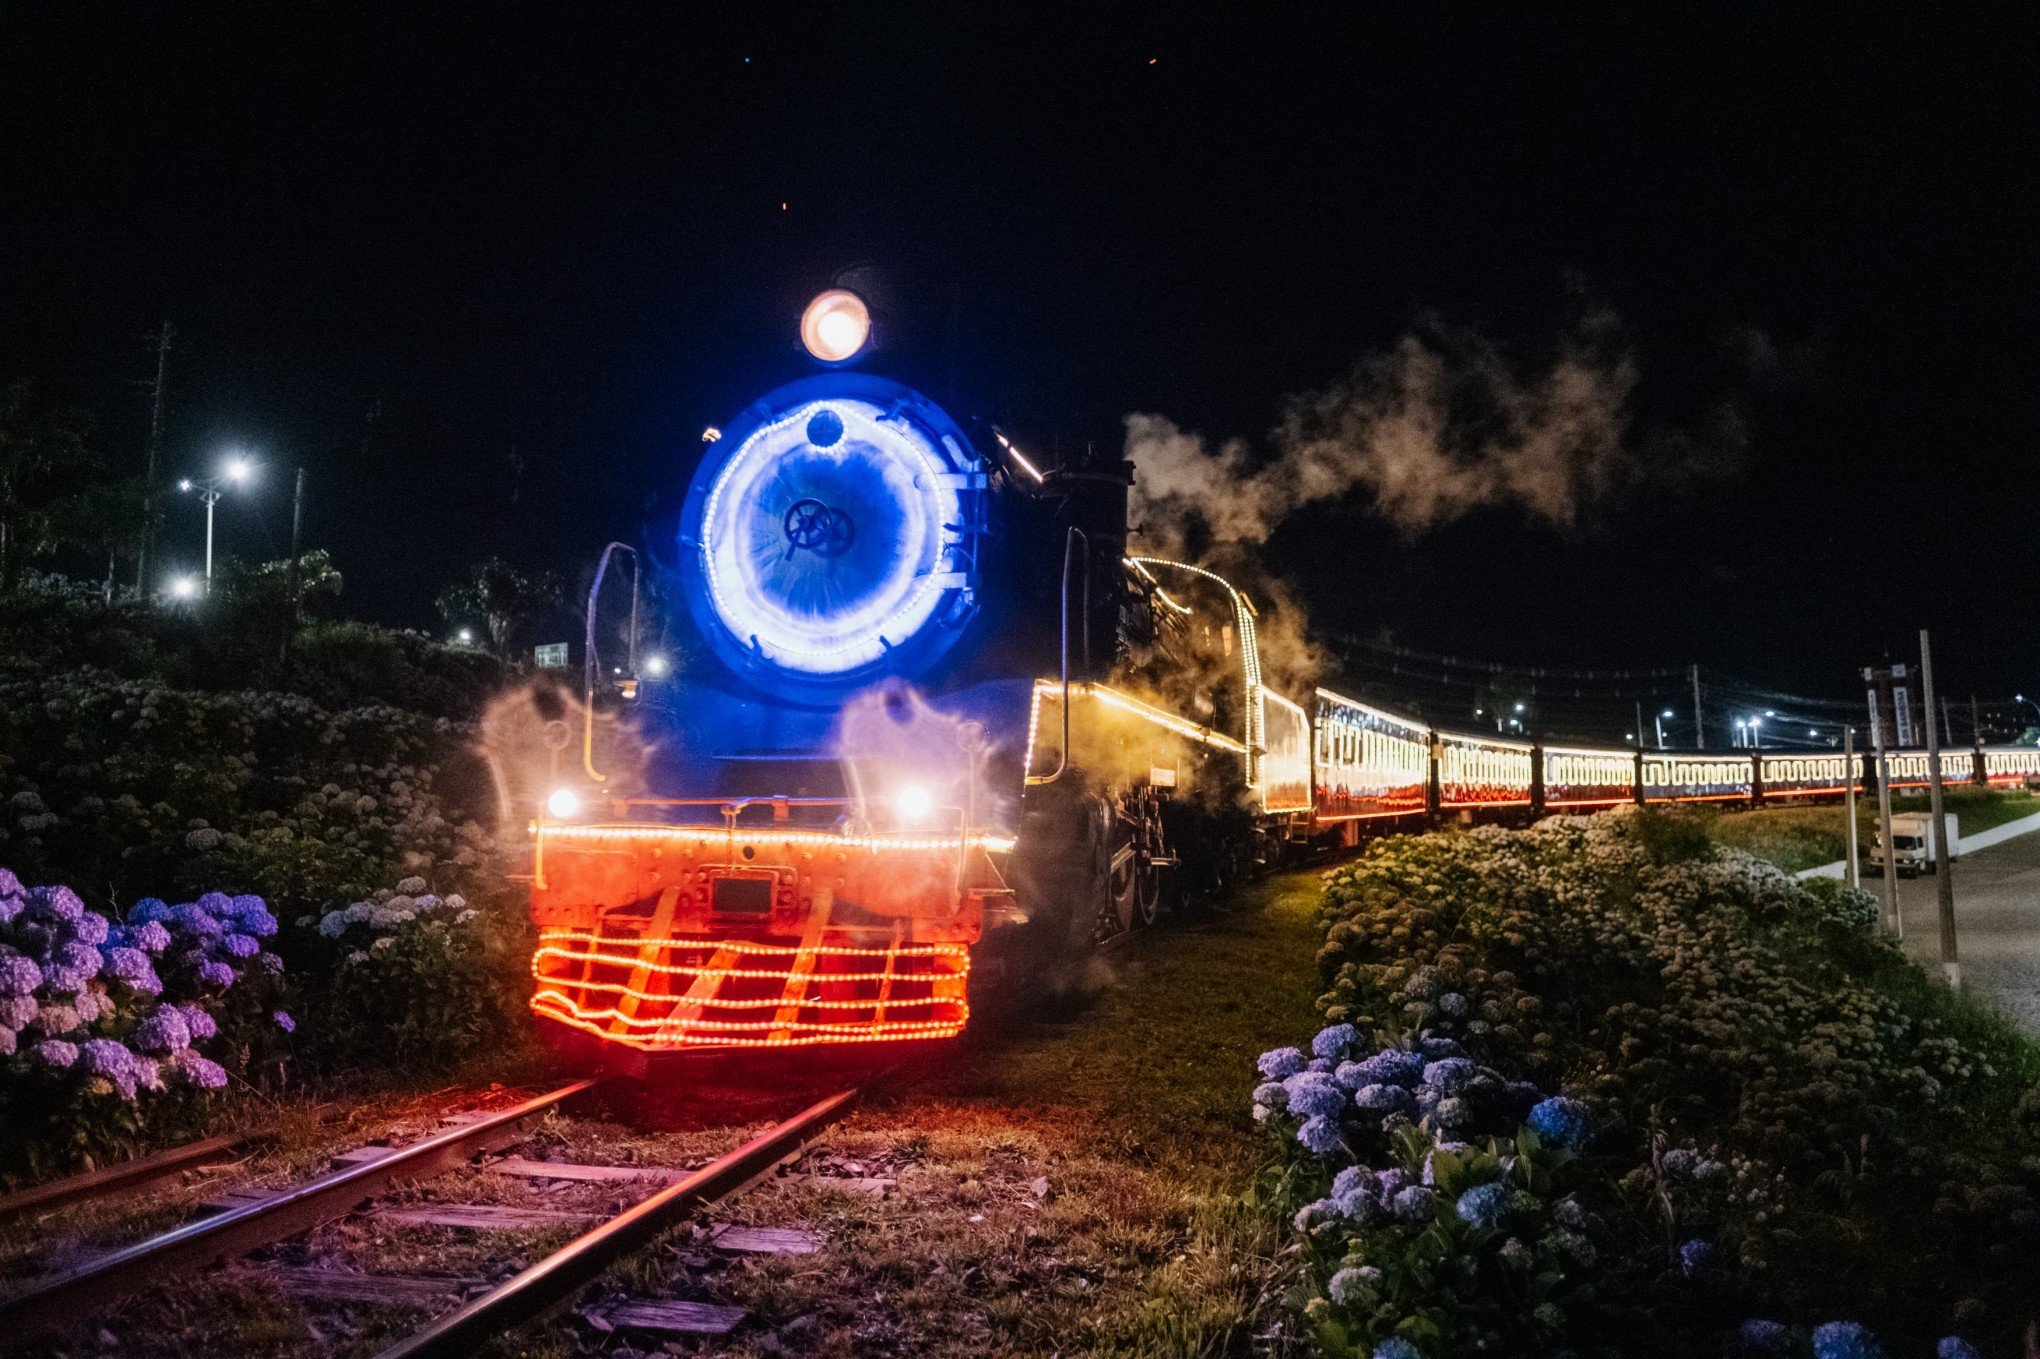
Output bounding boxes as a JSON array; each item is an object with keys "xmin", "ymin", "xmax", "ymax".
[{"xmin": 702, "ymin": 426, "xmax": 722, "ymax": 443}]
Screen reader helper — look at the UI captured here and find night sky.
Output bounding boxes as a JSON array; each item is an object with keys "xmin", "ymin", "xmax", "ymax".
[{"xmin": 4, "ymin": 5, "xmax": 2036, "ymax": 717}]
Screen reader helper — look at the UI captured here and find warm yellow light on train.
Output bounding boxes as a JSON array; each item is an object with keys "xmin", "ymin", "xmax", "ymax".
[
  {"xmin": 546, "ymin": 788, "xmax": 581, "ymax": 819},
  {"xmin": 800, "ymin": 288, "xmax": 871, "ymax": 363}
]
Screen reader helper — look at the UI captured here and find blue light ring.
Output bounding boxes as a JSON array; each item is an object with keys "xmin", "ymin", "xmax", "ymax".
[
  {"xmin": 678, "ymin": 374, "xmax": 982, "ymax": 699},
  {"xmin": 699, "ymin": 399, "xmax": 961, "ymax": 667}
]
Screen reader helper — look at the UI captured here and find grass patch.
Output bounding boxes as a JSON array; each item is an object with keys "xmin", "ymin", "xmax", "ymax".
[{"xmin": 1699, "ymin": 785, "xmax": 2040, "ymax": 872}]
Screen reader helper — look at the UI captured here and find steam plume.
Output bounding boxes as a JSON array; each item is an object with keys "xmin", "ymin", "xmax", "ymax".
[{"xmin": 1127, "ymin": 307, "xmax": 1739, "ymax": 555}]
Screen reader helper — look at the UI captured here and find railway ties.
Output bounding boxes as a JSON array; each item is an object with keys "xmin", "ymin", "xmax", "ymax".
[{"xmin": 0, "ymin": 1082, "xmax": 859, "ymax": 1357}]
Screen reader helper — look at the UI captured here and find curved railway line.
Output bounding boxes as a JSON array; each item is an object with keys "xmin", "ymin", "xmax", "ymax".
[{"xmin": 0, "ymin": 1080, "xmax": 860, "ymax": 1357}]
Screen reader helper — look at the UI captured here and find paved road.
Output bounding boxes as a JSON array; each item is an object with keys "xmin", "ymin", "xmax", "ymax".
[{"xmin": 1874, "ymin": 829, "xmax": 2040, "ymax": 1034}]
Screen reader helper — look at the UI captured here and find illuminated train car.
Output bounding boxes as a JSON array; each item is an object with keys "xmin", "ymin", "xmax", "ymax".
[{"xmin": 524, "ymin": 293, "xmax": 2031, "ymax": 1068}]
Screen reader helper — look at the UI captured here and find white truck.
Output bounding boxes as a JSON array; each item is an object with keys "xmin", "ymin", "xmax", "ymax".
[{"xmin": 1866, "ymin": 812, "xmax": 1959, "ymax": 877}]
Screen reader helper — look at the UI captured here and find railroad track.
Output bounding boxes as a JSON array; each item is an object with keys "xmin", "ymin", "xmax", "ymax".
[{"xmin": 0, "ymin": 1079, "xmax": 860, "ymax": 1356}]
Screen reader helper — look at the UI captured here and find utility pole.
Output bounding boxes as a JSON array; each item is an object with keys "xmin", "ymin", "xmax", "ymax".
[
  {"xmin": 1921, "ymin": 630, "xmax": 1959, "ymax": 986},
  {"xmin": 1843, "ymin": 725, "xmax": 1861, "ymax": 892},
  {"xmin": 1634, "ymin": 700, "xmax": 1645, "ymax": 751},
  {"xmin": 1870, "ymin": 695, "xmax": 1901, "ymax": 937},
  {"xmin": 281, "ymin": 466, "xmax": 306, "ymax": 664},
  {"xmin": 135, "ymin": 322, "xmax": 173, "ymax": 594},
  {"xmin": 1691, "ymin": 663, "xmax": 1705, "ymax": 750}
]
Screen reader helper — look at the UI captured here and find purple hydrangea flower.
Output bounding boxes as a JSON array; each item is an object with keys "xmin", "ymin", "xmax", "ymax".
[
  {"xmin": 0, "ymin": 1026, "xmax": 14, "ymax": 1056},
  {"xmin": 172, "ymin": 1051, "xmax": 229, "ymax": 1090},
  {"xmin": 1297, "ymin": 1116, "xmax": 1345, "ymax": 1156},
  {"xmin": 0, "ymin": 994, "xmax": 36, "ymax": 1029},
  {"xmin": 71, "ymin": 913, "xmax": 110, "ymax": 947},
  {"xmin": 31, "ymin": 1038, "xmax": 80, "ymax": 1070},
  {"xmin": 1252, "ymin": 1080, "xmax": 1288, "ymax": 1113},
  {"xmin": 130, "ymin": 898, "xmax": 172, "ymax": 925},
  {"xmin": 219, "ymin": 933, "xmax": 260, "ymax": 959},
  {"xmin": 133, "ymin": 1006, "xmax": 192, "ymax": 1054},
  {"xmin": 1373, "ymin": 1338, "xmax": 1424, "ymax": 1359},
  {"xmin": 272, "ymin": 1010, "xmax": 295, "ymax": 1034},
  {"xmin": 196, "ymin": 891, "xmax": 233, "ymax": 916},
  {"xmin": 172, "ymin": 903, "xmax": 224, "ymax": 936},
  {"xmin": 228, "ymin": 896, "xmax": 279, "ymax": 937},
  {"xmin": 28, "ymin": 885, "xmax": 84, "ymax": 923},
  {"xmin": 1311, "ymin": 1023, "xmax": 1358, "ymax": 1059},
  {"xmin": 1455, "ymin": 1181, "xmax": 1511, "ymax": 1230},
  {"xmin": 72, "ymin": 990, "xmax": 104, "ymax": 1024},
  {"xmin": 32, "ymin": 1001, "xmax": 80, "ymax": 1035},
  {"xmin": 0, "ymin": 867, "xmax": 21, "ymax": 898},
  {"xmin": 78, "ymin": 1038, "xmax": 140, "ymax": 1099},
  {"xmin": 1256, "ymin": 1047, "xmax": 1308, "ymax": 1080},
  {"xmin": 58, "ymin": 940, "xmax": 103, "ymax": 978},
  {"xmin": 1373, "ymin": 1167, "xmax": 1413, "ymax": 1200},
  {"xmin": 0, "ymin": 896, "xmax": 21, "ymax": 926},
  {"xmin": 1417, "ymin": 1035, "xmax": 1464, "ymax": 1060},
  {"xmin": 105, "ymin": 947, "xmax": 162, "ymax": 994},
  {"xmin": 1527, "ymin": 1097, "xmax": 1596, "ymax": 1153},
  {"xmin": 131, "ymin": 920, "xmax": 172, "ymax": 953},
  {"xmin": 1355, "ymin": 1082, "xmax": 1417, "ymax": 1115},
  {"xmin": 197, "ymin": 960, "xmax": 235, "ymax": 988},
  {"xmin": 175, "ymin": 1003, "xmax": 218, "ymax": 1040},
  {"xmin": 256, "ymin": 951, "xmax": 283, "ymax": 974},
  {"xmin": 1811, "ymin": 1322, "xmax": 1883, "ymax": 1359},
  {"xmin": 1938, "ymin": 1339, "xmax": 1982, "ymax": 1359},
  {"xmin": 0, "ymin": 954, "xmax": 40, "ymax": 996},
  {"xmin": 1661, "ymin": 1148, "xmax": 1700, "ymax": 1178}
]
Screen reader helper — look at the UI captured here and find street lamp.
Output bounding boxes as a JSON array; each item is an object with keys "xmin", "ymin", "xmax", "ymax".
[
  {"xmin": 1656, "ymin": 708, "xmax": 1673, "ymax": 749},
  {"xmin": 168, "ymin": 575, "xmax": 199, "ymax": 601},
  {"xmin": 178, "ymin": 455, "xmax": 255, "ymax": 593}
]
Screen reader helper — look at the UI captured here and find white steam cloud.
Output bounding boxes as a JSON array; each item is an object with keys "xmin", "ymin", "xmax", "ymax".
[{"xmin": 1128, "ymin": 308, "xmax": 1740, "ymax": 555}]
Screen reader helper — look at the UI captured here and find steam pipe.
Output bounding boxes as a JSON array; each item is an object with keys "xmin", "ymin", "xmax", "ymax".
[
  {"xmin": 583, "ymin": 542, "xmax": 641, "ymax": 783},
  {"xmin": 1038, "ymin": 526, "xmax": 1089, "ymax": 785}
]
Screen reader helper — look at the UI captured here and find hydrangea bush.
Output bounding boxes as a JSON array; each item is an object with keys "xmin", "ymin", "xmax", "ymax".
[
  {"xmin": 1258, "ymin": 812, "xmax": 2040, "ymax": 1358},
  {"xmin": 0, "ymin": 868, "xmax": 292, "ymax": 1180},
  {"xmin": 301, "ymin": 876, "xmax": 529, "ymax": 1070}
]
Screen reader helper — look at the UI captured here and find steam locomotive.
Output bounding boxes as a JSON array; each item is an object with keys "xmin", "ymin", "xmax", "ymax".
[{"xmin": 525, "ymin": 291, "xmax": 2040, "ymax": 1067}]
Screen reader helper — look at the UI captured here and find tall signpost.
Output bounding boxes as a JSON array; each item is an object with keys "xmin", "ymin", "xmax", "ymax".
[
  {"xmin": 1862, "ymin": 664, "xmax": 1909, "ymax": 937},
  {"xmin": 1919, "ymin": 631, "xmax": 1960, "ymax": 986}
]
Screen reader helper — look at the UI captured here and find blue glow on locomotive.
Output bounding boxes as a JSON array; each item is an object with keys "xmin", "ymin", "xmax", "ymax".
[{"xmin": 680, "ymin": 374, "xmax": 981, "ymax": 697}]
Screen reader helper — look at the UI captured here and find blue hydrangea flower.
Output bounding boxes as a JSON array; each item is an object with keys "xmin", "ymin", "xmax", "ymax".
[
  {"xmin": 1811, "ymin": 1321, "xmax": 1883, "ymax": 1359},
  {"xmin": 1938, "ymin": 1338, "xmax": 1982, "ymax": 1359},
  {"xmin": 1417, "ymin": 1035, "xmax": 1464, "ymax": 1060},
  {"xmin": 1373, "ymin": 1338, "xmax": 1425, "ymax": 1359},
  {"xmin": 0, "ymin": 954, "xmax": 40, "ymax": 996},
  {"xmin": 318, "ymin": 911, "xmax": 348, "ymax": 938},
  {"xmin": 1327, "ymin": 1264, "xmax": 1380, "ymax": 1305},
  {"xmin": 1391, "ymin": 1186, "xmax": 1441, "ymax": 1221},
  {"xmin": 131, "ymin": 920, "xmax": 172, "ymax": 953},
  {"xmin": 130, "ymin": 898, "xmax": 172, "ymax": 924},
  {"xmin": 1661, "ymin": 1148, "xmax": 1699, "ymax": 1178},
  {"xmin": 1736, "ymin": 1320, "xmax": 1790, "ymax": 1355},
  {"xmin": 272, "ymin": 1011, "xmax": 296, "ymax": 1034},
  {"xmin": 1355, "ymin": 1083, "xmax": 1417, "ymax": 1116},
  {"xmin": 32, "ymin": 1038, "xmax": 80, "ymax": 1070},
  {"xmin": 229, "ymin": 897, "xmax": 279, "ymax": 937},
  {"xmin": 1284, "ymin": 1072, "xmax": 1348, "ymax": 1121},
  {"xmin": 1679, "ymin": 1238, "xmax": 1720, "ymax": 1277},
  {"xmin": 1455, "ymin": 1181, "xmax": 1511, "ymax": 1230},
  {"xmin": 1312, "ymin": 1023, "xmax": 1358, "ymax": 1059},
  {"xmin": 1373, "ymin": 1167, "xmax": 1413, "ymax": 1201},
  {"xmin": 1297, "ymin": 1116, "xmax": 1345, "ymax": 1156},
  {"xmin": 1527, "ymin": 1097, "xmax": 1595, "ymax": 1153},
  {"xmin": 134, "ymin": 1006, "xmax": 193, "ymax": 1053},
  {"xmin": 1422, "ymin": 1057, "xmax": 1476, "ymax": 1094},
  {"xmin": 1257, "ymin": 1047, "xmax": 1308, "ymax": 1080},
  {"xmin": 219, "ymin": 933, "xmax": 260, "ymax": 959},
  {"xmin": 1352, "ymin": 1049, "xmax": 1425, "ymax": 1089}
]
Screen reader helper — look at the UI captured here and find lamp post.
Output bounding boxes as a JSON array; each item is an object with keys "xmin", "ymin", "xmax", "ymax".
[
  {"xmin": 1657, "ymin": 708, "xmax": 1672, "ymax": 749},
  {"xmin": 178, "ymin": 455, "xmax": 253, "ymax": 594}
]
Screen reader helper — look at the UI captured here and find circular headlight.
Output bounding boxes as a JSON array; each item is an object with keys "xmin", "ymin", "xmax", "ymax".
[{"xmin": 800, "ymin": 289, "xmax": 871, "ymax": 363}]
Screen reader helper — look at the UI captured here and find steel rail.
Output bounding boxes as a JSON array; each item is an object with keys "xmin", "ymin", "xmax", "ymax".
[
  {"xmin": 374, "ymin": 1086, "xmax": 858, "ymax": 1359},
  {"xmin": 0, "ymin": 1132, "xmax": 266, "ymax": 1226},
  {"xmin": 0, "ymin": 1079, "xmax": 599, "ymax": 1338}
]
